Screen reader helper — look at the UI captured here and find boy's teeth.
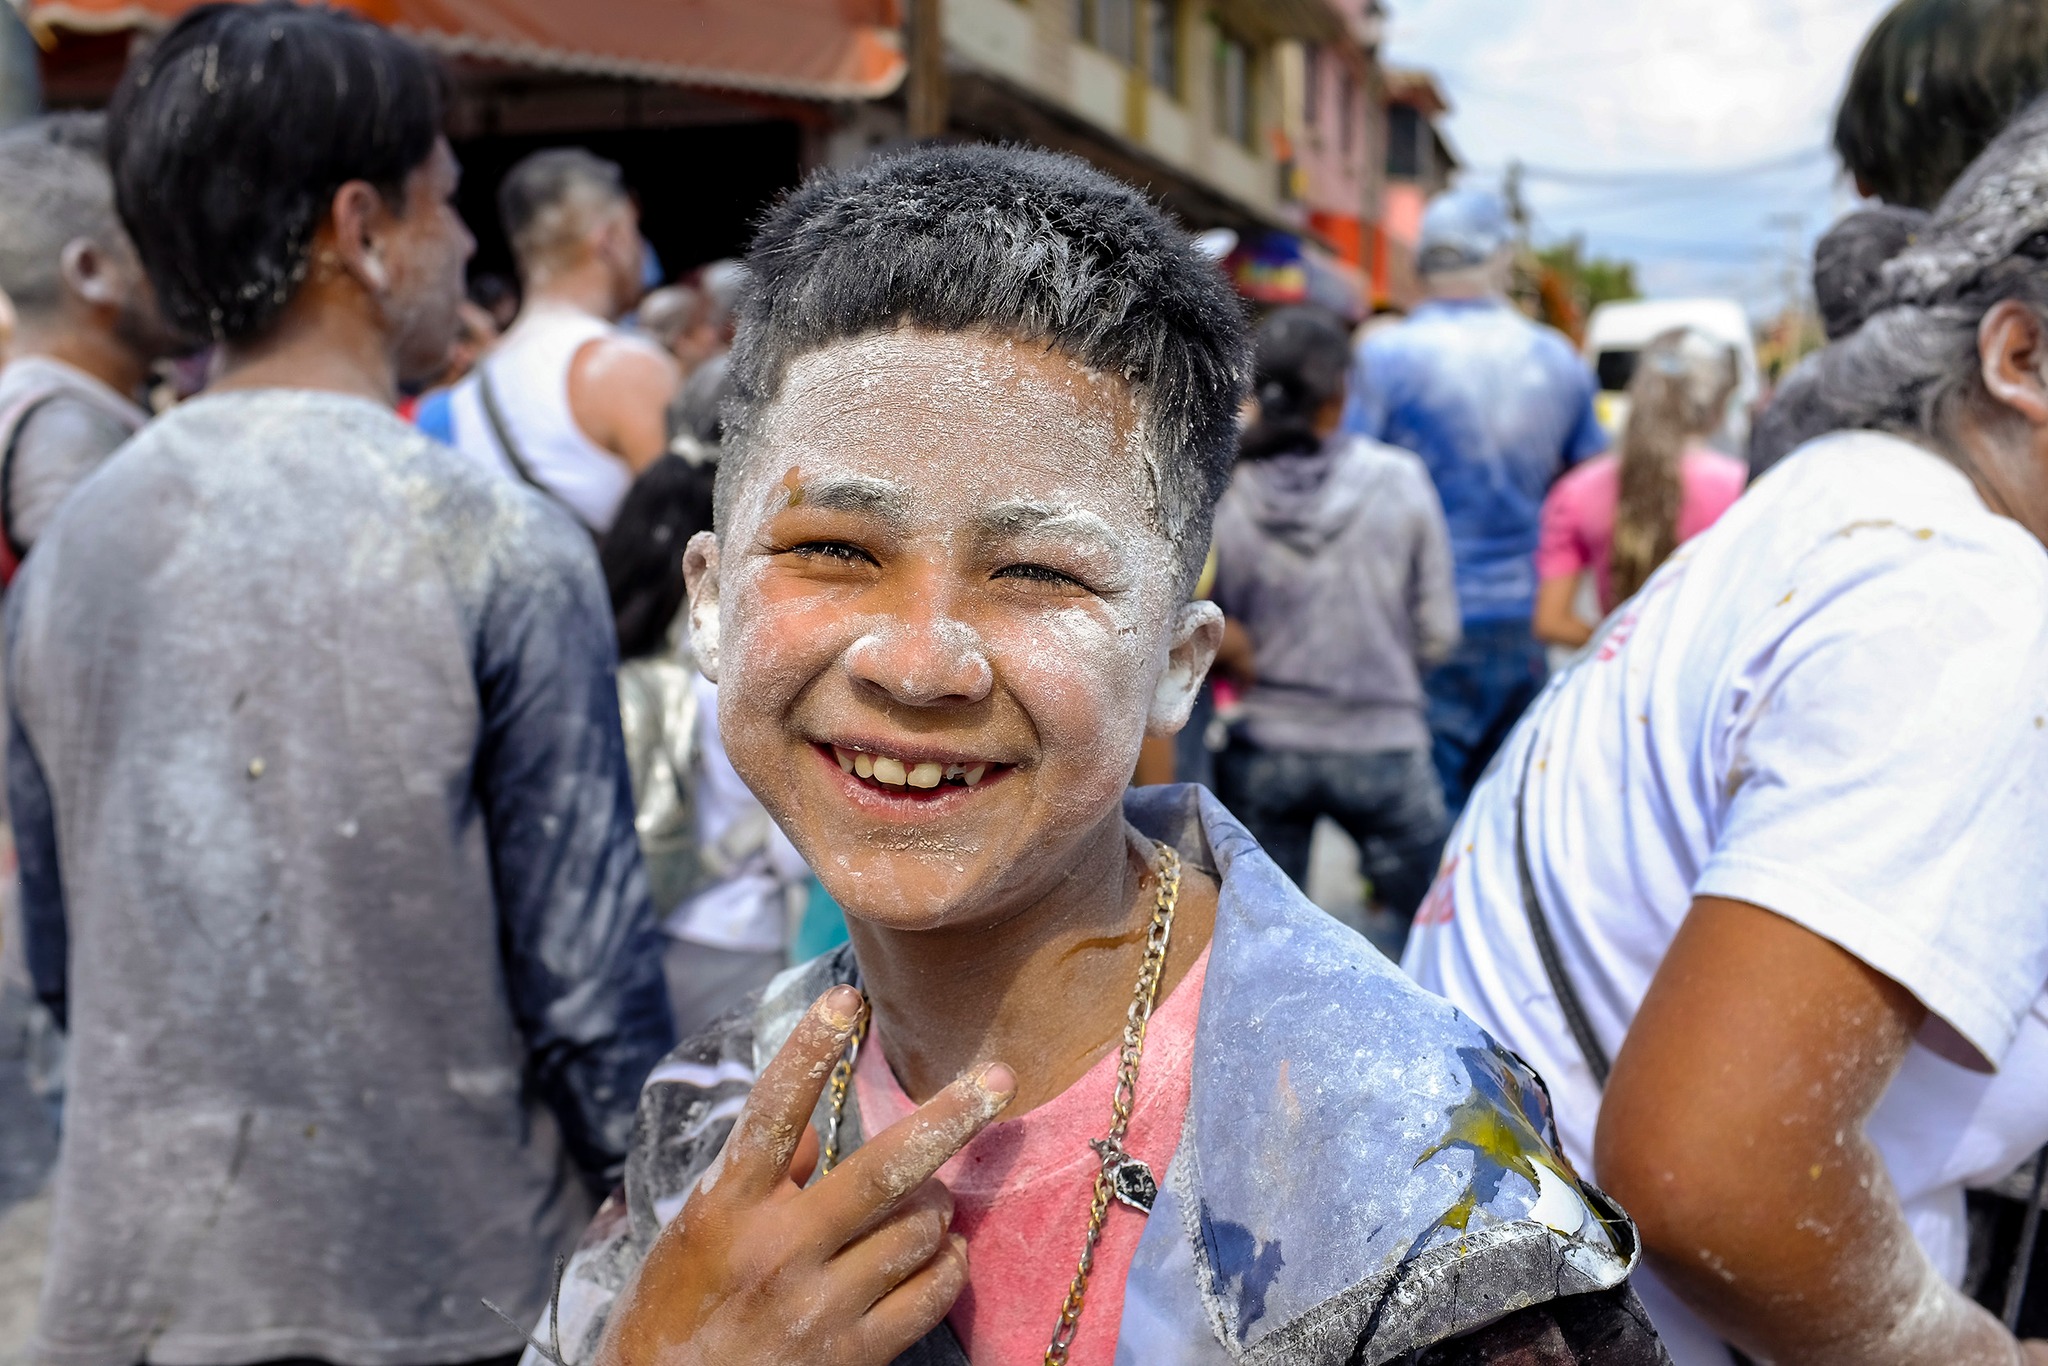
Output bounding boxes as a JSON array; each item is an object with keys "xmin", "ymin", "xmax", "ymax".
[{"xmin": 836, "ymin": 746, "xmax": 994, "ymax": 790}]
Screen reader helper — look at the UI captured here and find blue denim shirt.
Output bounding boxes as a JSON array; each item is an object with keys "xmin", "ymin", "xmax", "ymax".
[{"xmin": 1345, "ymin": 299, "xmax": 1606, "ymax": 624}]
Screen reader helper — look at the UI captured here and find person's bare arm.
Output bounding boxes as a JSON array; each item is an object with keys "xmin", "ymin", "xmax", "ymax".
[
  {"xmin": 569, "ymin": 334, "xmax": 682, "ymax": 475},
  {"xmin": 1596, "ymin": 896, "xmax": 2048, "ymax": 1366},
  {"xmin": 1532, "ymin": 574, "xmax": 1593, "ymax": 650}
]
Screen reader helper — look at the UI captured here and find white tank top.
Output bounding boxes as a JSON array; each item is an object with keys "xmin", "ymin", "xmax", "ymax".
[{"xmin": 449, "ymin": 302, "xmax": 635, "ymax": 532}]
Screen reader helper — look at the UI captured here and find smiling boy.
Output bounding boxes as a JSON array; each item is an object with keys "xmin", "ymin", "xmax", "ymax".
[{"xmin": 530, "ymin": 146, "xmax": 1666, "ymax": 1366}]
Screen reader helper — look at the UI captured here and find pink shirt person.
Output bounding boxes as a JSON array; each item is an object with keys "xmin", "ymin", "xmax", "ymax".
[
  {"xmin": 1536, "ymin": 445, "xmax": 1747, "ymax": 614},
  {"xmin": 855, "ymin": 947, "xmax": 1209, "ymax": 1365}
]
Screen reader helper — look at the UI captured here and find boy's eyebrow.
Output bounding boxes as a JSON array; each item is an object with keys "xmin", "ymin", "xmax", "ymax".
[
  {"xmin": 970, "ymin": 501, "xmax": 1128, "ymax": 552},
  {"xmin": 786, "ymin": 476, "xmax": 913, "ymax": 526}
]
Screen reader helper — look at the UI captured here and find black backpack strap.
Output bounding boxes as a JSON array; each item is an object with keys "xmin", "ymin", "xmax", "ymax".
[
  {"xmin": 475, "ymin": 367, "xmax": 607, "ymax": 551},
  {"xmin": 1516, "ymin": 726, "xmax": 1762, "ymax": 1362},
  {"xmin": 2005, "ymin": 1147, "xmax": 2048, "ymax": 1329},
  {"xmin": 476, "ymin": 365, "xmax": 550, "ymax": 498},
  {"xmin": 0, "ymin": 393, "xmax": 62, "ymax": 564},
  {"xmin": 1513, "ymin": 728, "xmax": 1612, "ymax": 1087}
]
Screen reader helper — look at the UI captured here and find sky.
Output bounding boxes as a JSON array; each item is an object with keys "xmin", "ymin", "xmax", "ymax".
[{"xmin": 1383, "ymin": 0, "xmax": 1901, "ymax": 315}]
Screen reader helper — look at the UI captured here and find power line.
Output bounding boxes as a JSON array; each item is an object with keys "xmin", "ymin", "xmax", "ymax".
[
  {"xmin": 1531, "ymin": 169, "xmax": 1839, "ymax": 217},
  {"xmin": 1504, "ymin": 147, "xmax": 1832, "ymax": 187},
  {"xmin": 1563, "ymin": 232, "xmax": 1778, "ymax": 263},
  {"xmin": 1402, "ymin": 0, "xmax": 1891, "ymax": 79}
]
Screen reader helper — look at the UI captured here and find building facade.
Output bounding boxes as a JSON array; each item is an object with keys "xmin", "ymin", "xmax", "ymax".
[
  {"xmin": 22, "ymin": 0, "xmax": 1449, "ymax": 314},
  {"xmin": 1375, "ymin": 65, "xmax": 1460, "ymax": 308},
  {"xmin": 1284, "ymin": 0, "xmax": 1388, "ymax": 308}
]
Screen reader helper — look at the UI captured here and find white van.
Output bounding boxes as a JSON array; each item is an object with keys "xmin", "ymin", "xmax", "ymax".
[{"xmin": 1583, "ymin": 298, "xmax": 1760, "ymax": 456}]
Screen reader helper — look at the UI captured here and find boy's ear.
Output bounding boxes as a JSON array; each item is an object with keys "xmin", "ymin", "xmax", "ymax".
[
  {"xmin": 682, "ymin": 531, "xmax": 723, "ymax": 682},
  {"xmin": 1147, "ymin": 600, "xmax": 1223, "ymax": 736}
]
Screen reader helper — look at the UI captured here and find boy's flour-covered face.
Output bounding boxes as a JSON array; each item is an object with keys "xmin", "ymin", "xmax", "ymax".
[{"xmin": 686, "ymin": 326, "xmax": 1221, "ymax": 929}]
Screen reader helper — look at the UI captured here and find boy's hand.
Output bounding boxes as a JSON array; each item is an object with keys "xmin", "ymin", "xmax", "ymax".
[{"xmin": 594, "ymin": 986, "xmax": 1014, "ymax": 1366}]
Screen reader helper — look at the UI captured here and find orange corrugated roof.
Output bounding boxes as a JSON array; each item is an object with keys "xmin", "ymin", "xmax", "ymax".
[{"xmin": 27, "ymin": 0, "xmax": 907, "ymax": 101}]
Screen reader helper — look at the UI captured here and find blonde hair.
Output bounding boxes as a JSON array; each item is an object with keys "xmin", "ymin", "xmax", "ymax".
[{"xmin": 1610, "ymin": 328, "xmax": 1739, "ymax": 603}]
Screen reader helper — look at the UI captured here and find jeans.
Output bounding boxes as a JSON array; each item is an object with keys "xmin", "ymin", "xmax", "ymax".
[
  {"xmin": 1424, "ymin": 618, "xmax": 1548, "ymax": 815},
  {"xmin": 1213, "ymin": 743, "xmax": 1448, "ymax": 921}
]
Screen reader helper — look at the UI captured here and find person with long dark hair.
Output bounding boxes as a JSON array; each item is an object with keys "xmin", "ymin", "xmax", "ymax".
[
  {"xmin": 1210, "ymin": 305, "xmax": 1460, "ymax": 932},
  {"xmin": 1533, "ymin": 327, "xmax": 1745, "ymax": 648},
  {"xmin": 6, "ymin": 8, "xmax": 674, "ymax": 1361}
]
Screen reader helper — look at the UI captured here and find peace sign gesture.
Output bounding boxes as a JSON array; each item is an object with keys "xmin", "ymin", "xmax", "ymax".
[{"xmin": 595, "ymin": 985, "xmax": 1015, "ymax": 1366}]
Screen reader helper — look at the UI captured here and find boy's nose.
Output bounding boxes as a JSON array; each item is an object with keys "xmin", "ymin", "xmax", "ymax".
[{"xmin": 844, "ymin": 616, "xmax": 994, "ymax": 708}]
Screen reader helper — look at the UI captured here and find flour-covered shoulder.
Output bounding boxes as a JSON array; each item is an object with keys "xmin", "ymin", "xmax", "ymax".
[
  {"xmin": 1122, "ymin": 786, "xmax": 1657, "ymax": 1364},
  {"xmin": 1693, "ymin": 435, "xmax": 2048, "ymax": 1071}
]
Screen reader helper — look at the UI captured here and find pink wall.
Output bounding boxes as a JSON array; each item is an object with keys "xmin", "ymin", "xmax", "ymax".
[{"xmin": 1382, "ymin": 180, "xmax": 1426, "ymax": 247}]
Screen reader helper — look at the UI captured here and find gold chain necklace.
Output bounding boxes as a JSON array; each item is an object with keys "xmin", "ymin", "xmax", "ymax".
[
  {"xmin": 1045, "ymin": 840, "xmax": 1180, "ymax": 1364},
  {"xmin": 818, "ymin": 841, "xmax": 1183, "ymax": 1365}
]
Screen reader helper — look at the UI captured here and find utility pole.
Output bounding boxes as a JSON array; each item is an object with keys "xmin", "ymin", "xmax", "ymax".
[
  {"xmin": 1504, "ymin": 159, "xmax": 1530, "ymax": 245},
  {"xmin": 1763, "ymin": 210, "xmax": 1809, "ymax": 373},
  {"xmin": 1765, "ymin": 210, "xmax": 1808, "ymax": 341},
  {"xmin": 907, "ymin": 0, "xmax": 948, "ymax": 141}
]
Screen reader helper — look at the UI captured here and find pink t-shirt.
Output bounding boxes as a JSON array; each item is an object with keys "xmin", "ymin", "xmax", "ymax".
[
  {"xmin": 853, "ymin": 945, "xmax": 1210, "ymax": 1366},
  {"xmin": 1534, "ymin": 446, "xmax": 1748, "ymax": 611}
]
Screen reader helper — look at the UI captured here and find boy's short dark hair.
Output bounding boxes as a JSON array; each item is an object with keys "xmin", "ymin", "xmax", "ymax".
[
  {"xmin": 1835, "ymin": 0, "xmax": 2048, "ymax": 209},
  {"xmin": 721, "ymin": 144, "xmax": 1250, "ymax": 591},
  {"xmin": 107, "ymin": 1, "xmax": 444, "ymax": 343}
]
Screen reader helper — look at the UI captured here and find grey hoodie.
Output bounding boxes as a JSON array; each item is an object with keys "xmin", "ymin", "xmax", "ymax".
[{"xmin": 1211, "ymin": 435, "xmax": 1460, "ymax": 755}]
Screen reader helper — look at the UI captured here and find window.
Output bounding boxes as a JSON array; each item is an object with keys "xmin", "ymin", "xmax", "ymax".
[
  {"xmin": 1214, "ymin": 29, "xmax": 1253, "ymax": 146},
  {"xmin": 1146, "ymin": 0, "xmax": 1180, "ymax": 95},
  {"xmin": 1077, "ymin": 0, "xmax": 1137, "ymax": 63},
  {"xmin": 1596, "ymin": 349, "xmax": 1639, "ymax": 393},
  {"xmin": 1303, "ymin": 45, "xmax": 1320, "ymax": 127},
  {"xmin": 1387, "ymin": 102, "xmax": 1421, "ymax": 178}
]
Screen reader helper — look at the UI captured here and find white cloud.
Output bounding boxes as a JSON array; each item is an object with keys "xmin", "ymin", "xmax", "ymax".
[{"xmin": 1385, "ymin": 0, "xmax": 1897, "ymax": 312}]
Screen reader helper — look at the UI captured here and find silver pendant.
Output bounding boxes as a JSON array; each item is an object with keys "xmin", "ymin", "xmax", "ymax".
[
  {"xmin": 1110, "ymin": 1158, "xmax": 1158, "ymax": 1212},
  {"xmin": 1093, "ymin": 1140, "xmax": 1158, "ymax": 1213}
]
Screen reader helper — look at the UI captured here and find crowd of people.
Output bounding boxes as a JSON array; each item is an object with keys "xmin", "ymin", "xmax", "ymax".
[{"xmin": 1, "ymin": 0, "xmax": 2047, "ymax": 1364}]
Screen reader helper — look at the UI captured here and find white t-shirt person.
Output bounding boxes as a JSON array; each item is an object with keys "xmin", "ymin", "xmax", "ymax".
[{"xmin": 1404, "ymin": 429, "xmax": 2048, "ymax": 1366}]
